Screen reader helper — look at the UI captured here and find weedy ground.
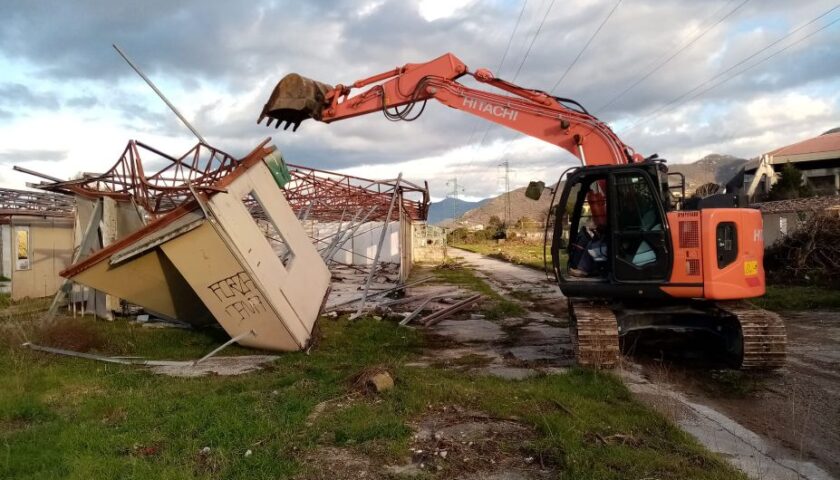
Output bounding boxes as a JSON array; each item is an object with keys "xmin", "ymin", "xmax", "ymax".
[
  {"xmin": 0, "ymin": 278, "xmax": 744, "ymax": 479},
  {"xmin": 751, "ymin": 284, "xmax": 840, "ymax": 311},
  {"xmin": 451, "ymin": 242, "xmax": 562, "ymax": 272}
]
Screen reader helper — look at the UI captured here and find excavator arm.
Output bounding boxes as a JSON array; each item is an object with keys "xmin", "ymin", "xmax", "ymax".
[{"xmin": 258, "ymin": 53, "xmax": 640, "ymax": 167}]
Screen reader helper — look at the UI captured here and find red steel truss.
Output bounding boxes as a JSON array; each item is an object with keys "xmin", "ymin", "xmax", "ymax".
[
  {"xmin": 283, "ymin": 164, "xmax": 429, "ymax": 222},
  {"xmin": 31, "ymin": 140, "xmax": 248, "ymax": 215},
  {"xmin": 23, "ymin": 139, "xmax": 428, "ymax": 222},
  {"xmin": 0, "ymin": 188, "xmax": 75, "ymax": 218}
]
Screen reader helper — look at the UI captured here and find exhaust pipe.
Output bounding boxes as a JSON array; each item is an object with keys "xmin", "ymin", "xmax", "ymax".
[{"xmin": 257, "ymin": 73, "xmax": 333, "ymax": 131}]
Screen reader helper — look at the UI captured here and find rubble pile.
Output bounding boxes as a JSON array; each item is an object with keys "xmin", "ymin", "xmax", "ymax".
[{"xmin": 764, "ymin": 213, "xmax": 840, "ymax": 287}]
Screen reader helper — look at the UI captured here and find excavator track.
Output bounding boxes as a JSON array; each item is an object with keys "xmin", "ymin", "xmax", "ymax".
[
  {"xmin": 718, "ymin": 301, "xmax": 787, "ymax": 370},
  {"xmin": 569, "ymin": 299, "xmax": 620, "ymax": 368}
]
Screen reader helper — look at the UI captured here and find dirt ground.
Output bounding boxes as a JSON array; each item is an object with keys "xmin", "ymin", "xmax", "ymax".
[
  {"xmin": 449, "ymin": 248, "xmax": 839, "ymax": 480},
  {"xmin": 640, "ymin": 310, "xmax": 840, "ymax": 478}
]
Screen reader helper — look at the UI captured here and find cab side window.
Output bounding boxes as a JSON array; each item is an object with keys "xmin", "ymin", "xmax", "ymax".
[
  {"xmin": 716, "ymin": 222, "xmax": 738, "ymax": 268},
  {"xmin": 612, "ymin": 172, "xmax": 669, "ymax": 281}
]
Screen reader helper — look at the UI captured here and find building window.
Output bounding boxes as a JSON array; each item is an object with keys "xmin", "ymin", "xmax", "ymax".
[
  {"xmin": 242, "ymin": 191, "xmax": 295, "ymax": 269},
  {"xmin": 15, "ymin": 227, "xmax": 30, "ymax": 270}
]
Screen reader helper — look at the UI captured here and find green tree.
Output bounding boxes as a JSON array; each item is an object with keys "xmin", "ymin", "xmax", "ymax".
[
  {"xmin": 769, "ymin": 163, "xmax": 814, "ymax": 200},
  {"xmin": 487, "ymin": 215, "xmax": 503, "ymax": 230},
  {"xmin": 486, "ymin": 215, "xmax": 506, "ymax": 240}
]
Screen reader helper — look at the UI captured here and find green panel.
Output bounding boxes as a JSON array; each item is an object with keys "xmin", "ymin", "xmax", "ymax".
[{"xmin": 264, "ymin": 151, "xmax": 292, "ymax": 188}]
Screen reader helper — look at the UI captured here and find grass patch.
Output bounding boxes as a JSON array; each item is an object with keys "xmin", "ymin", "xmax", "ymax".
[
  {"xmin": 751, "ymin": 285, "xmax": 840, "ymax": 311},
  {"xmin": 452, "ymin": 242, "xmax": 567, "ymax": 272},
  {"xmin": 0, "ymin": 313, "xmax": 745, "ymax": 479}
]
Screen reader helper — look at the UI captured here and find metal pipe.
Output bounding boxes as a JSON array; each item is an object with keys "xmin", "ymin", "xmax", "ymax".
[
  {"xmin": 13, "ymin": 165, "xmax": 63, "ymax": 182},
  {"xmin": 353, "ymin": 174, "xmax": 402, "ymax": 319},
  {"xmin": 194, "ymin": 330, "xmax": 255, "ymax": 365},
  {"xmin": 325, "ymin": 205, "xmax": 378, "ymax": 264},
  {"xmin": 112, "ymin": 44, "xmax": 207, "ymax": 144}
]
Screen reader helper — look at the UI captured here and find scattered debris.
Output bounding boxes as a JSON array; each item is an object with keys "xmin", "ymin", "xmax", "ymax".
[
  {"xmin": 22, "ymin": 342, "xmax": 278, "ymax": 377},
  {"xmin": 765, "ymin": 213, "xmax": 840, "ymax": 287},
  {"xmin": 325, "ymin": 275, "xmax": 434, "ymax": 313},
  {"xmin": 306, "ymin": 394, "xmax": 358, "ymax": 425},
  {"xmin": 421, "ymin": 294, "xmax": 483, "ymax": 327},
  {"xmin": 149, "ymin": 356, "xmax": 279, "ymax": 378}
]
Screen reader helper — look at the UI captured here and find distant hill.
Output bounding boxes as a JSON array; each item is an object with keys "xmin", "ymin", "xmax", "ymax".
[
  {"xmin": 668, "ymin": 154, "xmax": 749, "ymax": 193},
  {"xmin": 444, "ymin": 154, "xmax": 748, "ymax": 227},
  {"xmin": 446, "ymin": 183, "xmax": 555, "ymax": 228},
  {"xmin": 428, "ymin": 197, "xmax": 489, "ymax": 224}
]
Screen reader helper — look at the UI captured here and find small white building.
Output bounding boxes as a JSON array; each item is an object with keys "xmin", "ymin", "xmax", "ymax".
[{"xmin": 0, "ymin": 188, "xmax": 75, "ymax": 300}]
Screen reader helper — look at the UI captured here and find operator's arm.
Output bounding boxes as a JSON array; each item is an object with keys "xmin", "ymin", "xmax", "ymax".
[{"xmin": 259, "ymin": 52, "xmax": 640, "ymax": 166}]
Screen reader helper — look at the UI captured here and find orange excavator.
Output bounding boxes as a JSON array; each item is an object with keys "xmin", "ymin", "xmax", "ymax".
[{"xmin": 258, "ymin": 53, "xmax": 786, "ymax": 369}]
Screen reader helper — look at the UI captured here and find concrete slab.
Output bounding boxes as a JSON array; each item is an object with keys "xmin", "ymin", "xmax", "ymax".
[
  {"xmin": 434, "ymin": 319, "xmax": 506, "ymax": 343},
  {"xmin": 515, "ymin": 323, "xmax": 568, "ymax": 346},
  {"xmin": 505, "ymin": 344, "xmax": 572, "ymax": 363}
]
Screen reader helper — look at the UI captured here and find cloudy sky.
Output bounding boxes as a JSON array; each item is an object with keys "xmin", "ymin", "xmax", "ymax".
[{"xmin": 0, "ymin": 0, "xmax": 838, "ymax": 201}]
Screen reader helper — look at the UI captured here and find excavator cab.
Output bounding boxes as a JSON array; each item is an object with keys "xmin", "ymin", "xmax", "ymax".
[
  {"xmin": 549, "ymin": 160, "xmax": 784, "ymax": 369},
  {"xmin": 552, "ymin": 161, "xmax": 674, "ymax": 297}
]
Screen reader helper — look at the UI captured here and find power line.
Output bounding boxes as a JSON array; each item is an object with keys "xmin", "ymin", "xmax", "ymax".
[
  {"xmin": 463, "ymin": 1, "xmax": 529, "ymax": 152},
  {"xmin": 617, "ymin": 0, "xmax": 737, "ymax": 89},
  {"xmin": 474, "ymin": 0, "xmax": 555, "ymax": 161},
  {"xmin": 624, "ymin": 12, "xmax": 840, "ymax": 133},
  {"xmin": 595, "ymin": 0, "xmax": 752, "ymax": 113},
  {"xmin": 550, "ymin": 0, "xmax": 623, "ymax": 93},
  {"xmin": 496, "ymin": 0, "xmax": 529, "ymax": 76},
  {"xmin": 512, "ymin": 0, "xmax": 557, "ymax": 81}
]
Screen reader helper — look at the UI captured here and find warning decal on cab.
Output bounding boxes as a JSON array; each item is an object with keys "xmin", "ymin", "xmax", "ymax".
[{"xmin": 744, "ymin": 260, "xmax": 758, "ymax": 276}]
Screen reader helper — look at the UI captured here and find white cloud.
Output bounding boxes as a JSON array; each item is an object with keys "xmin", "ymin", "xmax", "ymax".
[
  {"xmin": 417, "ymin": 0, "xmax": 475, "ymax": 21},
  {"xmin": 358, "ymin": 0, "xmax": 387, "ymax": 17},
  {"xmin": 745, "ymin": 92, "xmax": 831, "ymax": 129}
]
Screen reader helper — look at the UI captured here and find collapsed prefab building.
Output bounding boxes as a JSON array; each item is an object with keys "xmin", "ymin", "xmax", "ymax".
[
  {"xmin": 280, "ymin": 164, "xmax": 430, "ymax": 282},
  {"xmin": 21, "ymin": 137, "xmax": 433, "ymax": 351}
]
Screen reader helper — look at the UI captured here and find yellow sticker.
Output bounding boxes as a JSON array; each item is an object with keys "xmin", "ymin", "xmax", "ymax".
[{"xmin": 744, "ymin": 260, "xmax": 758, "ymax": 276}]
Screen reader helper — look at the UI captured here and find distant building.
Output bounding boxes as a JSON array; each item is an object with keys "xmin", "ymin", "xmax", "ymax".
[
  {"xmin": 454, "ymin": 221, "xmax": 484, "ymax": 231},
  {"xmin": 752, "ymin": 196, "xmax": 840, "ymax": 245},
  {"xmin": 740, "ymin": 130, "xmax": 840, "ymax": 201}
]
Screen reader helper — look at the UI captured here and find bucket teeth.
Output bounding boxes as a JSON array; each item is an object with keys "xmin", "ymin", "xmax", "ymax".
[{"xmin": 257, "ymin": 73, "xmax": 333, "ymax": 131}]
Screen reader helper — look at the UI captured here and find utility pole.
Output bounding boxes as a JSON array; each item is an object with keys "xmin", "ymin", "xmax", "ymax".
[
  {"xmin": 445, "ymin": 177, "xmax": 464, "ymax": 222},
  {"xmin": 499, "ymin": 160, "xmax": 511, "ymax": 229}
]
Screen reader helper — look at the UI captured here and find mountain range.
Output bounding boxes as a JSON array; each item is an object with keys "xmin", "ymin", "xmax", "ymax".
[
  {"xmin": 426, "ymin": 197, "xmax": 490, "ymax": 224},
  {"xmin": 429, "ymin": 154, "xmax": 749, "ymax": 226}
]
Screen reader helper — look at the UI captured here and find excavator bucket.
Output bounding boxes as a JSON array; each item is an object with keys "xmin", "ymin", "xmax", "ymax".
[{"xmin": 258, "ymin": 73, "xmax": 333, "ymax": 131}]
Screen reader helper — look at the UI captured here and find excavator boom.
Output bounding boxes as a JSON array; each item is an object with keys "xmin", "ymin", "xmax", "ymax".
[{"xmin": 259, "ymin": 53, "xmax": 639, "ymax": 167}]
